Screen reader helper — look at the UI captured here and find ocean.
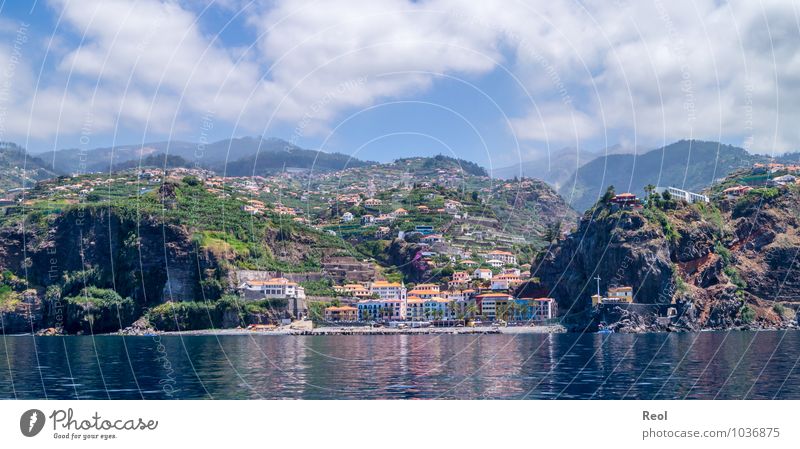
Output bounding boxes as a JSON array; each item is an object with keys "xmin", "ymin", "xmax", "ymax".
[{"xmin": 1, "ymin": 331, "xmax": 799, "ymax": 399}]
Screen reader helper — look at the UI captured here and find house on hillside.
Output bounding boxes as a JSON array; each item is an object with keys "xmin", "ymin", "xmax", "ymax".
[
  {"xmin": 485, "ymin": 250, "xmax": 517, "ymax": 266},
  {"xmin": 768, "ymin": 175, "xmax": 796, "ymax": 187},
  {"xmin": 422, "ymin": 234, "xmax": 444, "ymax": 244},
  {"xmin": 723, "ymin": 185, "xmax": 753, "ymax": 198},
  {"xmin": 611, "ymin": 192, "xmax": 638, "ymax": 208},
  {"xmin": 375, "ymin": 226, "xmax": 391, "ymax": 238},
  {"xmin": 486, "ymin": 259, "xmax": 504, "ymax": 268},
  {"xmin": 473, "ymin": 268, "xmax": 493, "ymax": 281}
]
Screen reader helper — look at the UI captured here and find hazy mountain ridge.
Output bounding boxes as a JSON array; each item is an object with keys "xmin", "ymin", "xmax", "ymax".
[
  {"xmin": 33, "ymin": 136, "xmax": 376, "ymax": 175},
  {"xmin": 559, "ymin": 140, "xmax": 771, "ymax": 212},
  {"xmin": 490, "ymin": 144, "xmax": 641, "ymax": 188},
  {"xmin": 0, "ymin": 142, "xmax": 61, "ymax": 191}
]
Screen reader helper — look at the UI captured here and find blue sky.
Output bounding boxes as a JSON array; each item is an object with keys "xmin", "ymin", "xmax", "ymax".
[{"xmin": 0, "ymin": 0, "xmax": 797, "ymax": 167}]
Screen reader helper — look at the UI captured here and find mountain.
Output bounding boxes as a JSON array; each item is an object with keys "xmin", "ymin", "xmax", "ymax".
[
  {"xmin": 34, "ymin": 136, "xmax": 373, "ymax": 175},
  {"xmin": 113, "ymin": 153, "xmax": 194, "ymax": 171},
  {"xmin": 35, "ymin": 140, "xmax": 196, "ymax": 174},
  {"xmin": 491, "ymin": 144, "xmax": 643, "ymax": 188},
  {"xmin": 0, "ymin": 142, "xmax": 61, "ymax": 192},
  {"xmin": 559, "ymin": 140, "xmax": 766, "ymax": 212},
  {"xmin": 219, "ymin": 143, "xmax": 374, "ymax": 176},
  {"xmin": 393, "ymin": 154, "xmax": 488, "ymax": 177},
  {"xmin": 490, "ymin": 146, "xmax": 596, "ymax": 187},
  {"xmin": 522, "ymin": 168, "xmax": 800, "ymax": 332}
]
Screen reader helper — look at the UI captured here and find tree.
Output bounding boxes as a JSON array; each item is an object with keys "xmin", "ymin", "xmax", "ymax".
[
  {"xmin": 544, "ymin": 220, "xmax": 562, "ymax": 243},
  {"xmin": 497, "ymin": 303, "xmax": 511, "ymax": 322},
  {"xmin": 182, "ymin": 175, "xmax": 200, "ymax": 186},
  {"xmin": 644, "ymin": 184, "xmax": 656, "ymax": 200},
  {"xmin": 448, "ymin": 302, "xmax": 458, "ymax": 320},
  {"xmin": 601, "ymin": 185, "xmax": 616, "ymax": 204},
  {"xmin": 518, "ymin": 302, "xmax": 531, "ymax": 323}
]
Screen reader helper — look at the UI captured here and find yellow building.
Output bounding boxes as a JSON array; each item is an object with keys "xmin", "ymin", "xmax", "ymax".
[
  {"xmin": 592, "ymin": 286, "xmax": 634, "ymax": 306},
  {"xmin": 324, "ymin": 306, "xmax": 358, "ymax": 322}
]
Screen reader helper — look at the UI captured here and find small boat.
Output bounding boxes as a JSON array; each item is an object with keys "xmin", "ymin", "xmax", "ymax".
[{"xmin": 597, "ymin": 322, "xmax": 613, "ymax": 334}]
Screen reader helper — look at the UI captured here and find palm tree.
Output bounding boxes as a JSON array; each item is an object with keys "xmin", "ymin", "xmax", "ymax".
[
  {"xmin": 601, "ymin": 185, "xmax": 616, "ymax": 204},
  {"xmin": 508, "ymin": 301, "xmax": 520, "ymax": 322},
  {"xmin": 448, "ymin": 302, "xmax": 458, "ymax": 320},
  {"xmin": 466, "ymin": 304, "xmax": 479, "ymax": 321},
  {"xmin": 497, "ymin": 303, "xmax": 511, "ymax": 322},
  {"xmin": 644, "ymin": 184, "xmax": 656, "ymax": 199}
]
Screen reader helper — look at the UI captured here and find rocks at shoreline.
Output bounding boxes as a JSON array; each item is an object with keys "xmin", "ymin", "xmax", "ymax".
[{"xmin": 117, "ymin": 317, "xmax": 157, "ymax": 336}]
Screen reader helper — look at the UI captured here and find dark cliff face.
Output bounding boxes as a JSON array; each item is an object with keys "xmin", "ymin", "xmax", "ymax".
[
  {"xmin": 0, "ymin": 207, "xmax": 216, "ymax": 333},
  {"xmin": 527, "ymin": 185, "xmax": 800, "ymax": 332},
  {"xmin": 527, "ymin": 207, "xmax": 674, "ymax": 317},
  {"xmin": 385, "ymin": 239, "xmax": 429, "ymax": 283},
  {"xmin": 26, "ymin": 208, "xmax": 212, "ymax": 305}
]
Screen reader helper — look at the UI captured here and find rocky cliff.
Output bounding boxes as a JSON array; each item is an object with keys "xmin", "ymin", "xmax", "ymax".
[
  {"xmin": 524, "ymin": 180, "xmax": 800, "ymax": 332},
  {"xmin": 0, "ymin": 206, "xmax": 216, "ymax": 333}
]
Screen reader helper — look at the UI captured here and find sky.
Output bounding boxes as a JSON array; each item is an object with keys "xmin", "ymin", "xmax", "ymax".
[{"xmin": 0, "ymin": 0, "xmax": 798, "ymax": 169}]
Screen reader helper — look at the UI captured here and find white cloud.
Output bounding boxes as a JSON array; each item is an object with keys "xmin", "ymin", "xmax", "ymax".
[
  {"xmin": 1, "ymin": 0, "xmax": 799, "ymax": 154},
  {"xmin": 245, "ymin": 0, "xmax": 502, "ymax": 128},
  {"xmin": 510, "ymin": 104, "xmax": 600, "ymax": 143}
]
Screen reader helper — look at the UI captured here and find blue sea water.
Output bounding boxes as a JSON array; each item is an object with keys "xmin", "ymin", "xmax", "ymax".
[{"xmin": 1, "ymin": 331, "xmax": 799, "ymax": 399}]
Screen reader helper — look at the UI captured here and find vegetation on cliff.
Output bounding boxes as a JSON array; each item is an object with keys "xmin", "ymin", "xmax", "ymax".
[
  {"xmin": 0, "ymin": 175, "xmax": 351, "ymax": 333},
  {"xmin": 529, "ymin": 172, "xmax": 800, "ymax": 332}
]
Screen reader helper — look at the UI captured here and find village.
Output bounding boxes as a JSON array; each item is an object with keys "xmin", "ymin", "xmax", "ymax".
[
  {"xmin": 237, "ymin": 254, "xmax": 556, "ymax": 327},
  {"xmin": 3, "ymin": 158, "xmax": 799, "ymax": 332}
]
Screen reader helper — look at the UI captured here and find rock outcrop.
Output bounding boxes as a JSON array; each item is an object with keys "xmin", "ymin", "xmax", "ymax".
[
  {"xmin": 0, "ymin": 206, "xmax": 216, "ymax": 333},
  {"xmin": 525, "ymin": 180, "xmax": 800, "ymax": 332}
]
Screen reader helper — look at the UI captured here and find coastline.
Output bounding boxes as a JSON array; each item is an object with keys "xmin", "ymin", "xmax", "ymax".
[
  {"xmin": 146, "ymin": 324, "xmax": 567, "ymax": 336},
  {"xmin": 22, "ymin": 323, "xmax": 800, "ymax": 337}
]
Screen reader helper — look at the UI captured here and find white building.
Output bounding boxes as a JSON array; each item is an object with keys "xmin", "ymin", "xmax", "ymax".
[
  {"xmin": 486, "ymin": 259, "xmax": 504, "ymax": 268},
  {"xmin": 473, "ymin": 268, "xmax": 493, "ymax": 281},
  {"xmin": 655, "ymin": 186, "xmax": 709, "ymax": 204},
  {"xmin": 341, "ymin": 212, "xmax": 354, "ymax": 222},
  {"xmin": 768, "ymin": 174, "xmax": 797, "ymax": 187},
  {"xmin": 240, "ymin": 277, "xmax": 306, "ymax": 300},
  {"xmin": 369, "ymin": 281, "xmax": 407, "ymax": 301},
  {"xmin": 485, "ymin": 250, "xmax": 517, "ymax": 266},
  {"xmin": 490, "ymin": 278, "xmax": 511, "ymax": 290}
]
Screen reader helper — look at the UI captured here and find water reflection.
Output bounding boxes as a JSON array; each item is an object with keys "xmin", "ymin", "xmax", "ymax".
[{"xmin": 1, "ymin": 331, "xmax": 798, "ymax": 399}]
